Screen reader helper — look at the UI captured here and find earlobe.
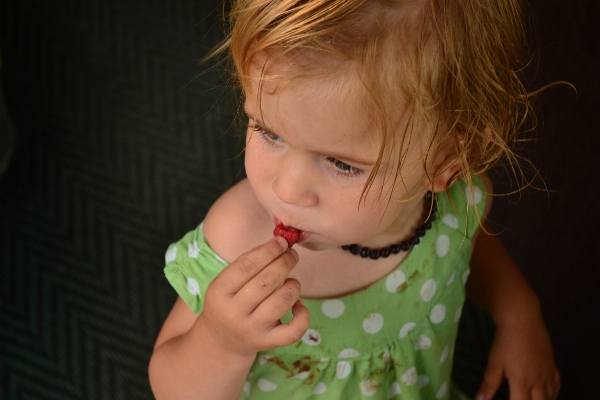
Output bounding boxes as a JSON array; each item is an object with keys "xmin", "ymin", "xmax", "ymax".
[
  {"xmin": 423, "ymin": 158, "xmax": 462, "ymax": 193},
  {"xmin": 421, "ymin": 138, "xmax": 463, "ymax": 193}
]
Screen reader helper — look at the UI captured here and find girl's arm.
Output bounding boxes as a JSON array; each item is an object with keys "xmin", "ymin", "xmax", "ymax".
[
  {"xmin": 148, "ymin": 237, "xmax": 310, "ymax": 400},
  {"xmin": 466, "ymin": 175, "xmax": 560, "ymax": 400},
  {"xmin": 149, "ymin": 297, "xmax": 256, "ymax": 400}
]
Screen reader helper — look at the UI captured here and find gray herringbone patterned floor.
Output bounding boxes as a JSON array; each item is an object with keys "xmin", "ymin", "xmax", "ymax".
[{"xmin": 1, "ymin": 1, "xmax": 598, "ymax": 399}]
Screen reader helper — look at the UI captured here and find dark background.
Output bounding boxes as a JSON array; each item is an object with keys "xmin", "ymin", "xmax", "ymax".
[{"xmin": 1, "ymin": 1, "xmax": 598, "ymax": 399}]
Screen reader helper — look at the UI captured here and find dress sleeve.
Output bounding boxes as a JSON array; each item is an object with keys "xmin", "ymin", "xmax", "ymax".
[{"xmin": 163, "ymin": 222, "xmax": 229, "ymax": 315}]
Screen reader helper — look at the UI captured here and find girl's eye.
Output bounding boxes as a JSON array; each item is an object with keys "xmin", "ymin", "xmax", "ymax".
[
  {"xmin": 327, "ymin": 157, "xmax": 362, "ymax": 178},
  {"xmin": 250, "ymin": 122, "xmax": 281, "ymax": 144}
]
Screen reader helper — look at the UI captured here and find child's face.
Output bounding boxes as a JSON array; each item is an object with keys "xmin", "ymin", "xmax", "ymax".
[{"xmin": 244, "ymin": 64, "xmax": 432, "ymax": 251}]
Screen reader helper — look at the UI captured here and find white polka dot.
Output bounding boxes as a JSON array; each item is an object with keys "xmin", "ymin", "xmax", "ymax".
[
  {"xmin": 430, "ymin": 304, "xmax": 446, "ymax": 324},
  {"xmin": 446, "ymin": 270, "xmax": 456, "ymax": 286},
  {"xmin": 188, "ymin": 241, "xmax": 200, "ymax": 258},
  {"xmin": 186, "ymin": 278, "xmax": 200, "ymax": 296},
  {"xmin": 454, "ymin": 306, "xmax": 463, "ymax": 323},
  {"xmin": 421, "ymin": 279, "xmax": 437, "ymax": 302},
  {"xmin": 386, "ymin": 270, "xmax": 406, "ymax": 293},
  {"xmin": 243, "ymin": 381, "xmax": 251, "ymax": 397},
  {"xmin": 320, "ymin": 357, "xmax": 329, "ymax": 363},
  {"xmin": 462, "ymin": 269, "xmax": 471, "ymax": 284},
  {"xmin": 436, "ymin": 381, "xmax": 448, "ymax": 398},
  {"xmin": 415, "ymin": 335, "xmax": 432, "ymax": 350},
  {"xmin": 302, "ymin": 328, "xmax": 321, "ymax": 346},
  {"xmin": 257, "ymin": 378, "xmax": 277, "ymax": 392},
  {"xmin": 417, "ymin": 375, "xmax": 430, "ymax": 388},
  {"xmin": 336, "ymin": 361, "xmax": 352, "ymax": 379},
  {"xmin": 466, "ymin": 186, "xmax": 483, "ymax": 205},
  {"xmin": 399, "ymin": 322, "xmax": 416, "ymax": 338},
  {"xmin": 363, "ymin": 313, "xmax": 384, "ymax": 334},
  {"xmin": 293, "ymin": 371, "xmax": 310, "ymax": 379},
  {"xmin": 165, "ymin": 247, "xmax": 177, "ymax": 263},
  {"xmin": 442, "ymin": 214, "xmax": 459, "ymax": 230},
  {"xmin": 440, "ymin": 345, "xmax": 449, "ymax": 363},
  {"xmin": 338, "ymin": 348, "xmax": 360, "ymax": 358},
  {"xmin": 360, "ymin": 380, "xmax": 379, "ymax": 396},
  {"xmin": 312, "ymin": 382, "xmax": 326, "ymax": 395},
  {"xmin": 401, "ymin": 367, "xmax": 417, "ymax": 386},
  {"xmin": 387, "ymin": 382, "xmax": 401, "ymax": 398},
  {"xmin": 322, "ymin": 299, "xmax": 345, "ymax": 318},
  {"xmin": 436, "ymin": 234, "xmax": 450, "ymax": 257}
]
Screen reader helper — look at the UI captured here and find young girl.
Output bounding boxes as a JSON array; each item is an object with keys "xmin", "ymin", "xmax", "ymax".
[{"xmin": 149, "ymin": 0, "xmax": 560, "ymax": 399}]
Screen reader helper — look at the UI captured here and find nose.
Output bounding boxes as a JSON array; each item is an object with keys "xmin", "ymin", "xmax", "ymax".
[{"xmin": 272, "ymin": 156, "xmax": 318, "ymax": 208}]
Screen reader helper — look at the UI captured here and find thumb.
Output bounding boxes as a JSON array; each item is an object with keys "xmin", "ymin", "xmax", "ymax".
[{"xmin": 476, "ymin": 362, "xmax": 503, "ymax": 400}]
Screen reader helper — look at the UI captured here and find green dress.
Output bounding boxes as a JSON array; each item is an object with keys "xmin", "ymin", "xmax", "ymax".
[{"xmin": 164, "ymin": 178, "xmax": 485, "ymax": 399}]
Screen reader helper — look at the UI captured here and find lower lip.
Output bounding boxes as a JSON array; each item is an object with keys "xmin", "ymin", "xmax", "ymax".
[{"xmin": 296, "ymin": 230, "xmax": 310, "ymax": 244}]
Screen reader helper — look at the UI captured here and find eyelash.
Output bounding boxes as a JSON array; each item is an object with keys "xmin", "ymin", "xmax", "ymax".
[
  {"xmin": 327, "ymin": 158, "xmax": 363, "ymax": 178},
  {"xmin": 251, "ymin": 123, "xmax": 280, "ymax": 147},
  {"xmin": 249, "ymin": 120, "xmax": 363, "ymax": 179}
]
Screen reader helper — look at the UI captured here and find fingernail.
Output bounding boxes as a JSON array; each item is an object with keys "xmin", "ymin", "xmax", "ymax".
[
  {"xmin": 475, "ymin": 393, "xmax": 486, "ymax": 400},
  {"xmin": 275, "ymin": 236, "xmax": 288, "ymax": 250},
  {"xmin": 289, "ymin": 248, "xmax": 299, "ymax": 261}
]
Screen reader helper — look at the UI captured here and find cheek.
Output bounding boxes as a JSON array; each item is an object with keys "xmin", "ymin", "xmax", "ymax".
[
  {"xmin": 244, "ymin": 132, "xmax": 262, "ymax": 171},
  {"xmin": 244, "ymin": 136, "xmax": 274, "ymax": 188}
]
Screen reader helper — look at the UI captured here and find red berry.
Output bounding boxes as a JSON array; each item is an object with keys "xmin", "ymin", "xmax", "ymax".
[{"xmin": 273, "ymin": 223, "xmax": 300, "ymax": 247}]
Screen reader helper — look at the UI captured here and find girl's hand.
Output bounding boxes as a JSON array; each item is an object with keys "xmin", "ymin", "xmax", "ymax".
[
  {"xmin": 476, "ymin": 312, "xmax": 560, "ymax": 400},
  {"xmin": 196, "ymin": 236, "xmax": 310, "ymax": 358}
]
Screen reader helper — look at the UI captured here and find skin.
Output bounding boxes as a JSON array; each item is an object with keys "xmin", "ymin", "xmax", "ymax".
[{"xmin": 148, "ymin": 64, "xmax": 560, "ymax": 400}]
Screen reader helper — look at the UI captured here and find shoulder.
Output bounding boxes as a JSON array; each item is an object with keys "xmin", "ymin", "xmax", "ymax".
[
  {"xmin": 476, "ymin": 172, "xmax": 494, "ymax": 217},
  {"xmin": 449, "ymin": 172, "xmax": 492, "ymax": 215},
  {"xmin": 202, "ymin": 178, "xmax": 272, "ymax": 263},
  {"xmin": 437, "ymin": 173, "xmax": 492, "ymax": 239},
  {"xmin": 470, "ymin": 172, "xmax": 493, "ymax": 243}
]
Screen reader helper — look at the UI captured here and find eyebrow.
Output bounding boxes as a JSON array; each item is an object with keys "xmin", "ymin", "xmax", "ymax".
[{"xmin": 243, "ymin": 105, "xmax": 376, "ymax": 167}]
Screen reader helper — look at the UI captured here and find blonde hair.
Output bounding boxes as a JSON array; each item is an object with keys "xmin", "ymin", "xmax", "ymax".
[{"xmin": 211, "ymin": 0, "xmax": 533, "ymax": 200}]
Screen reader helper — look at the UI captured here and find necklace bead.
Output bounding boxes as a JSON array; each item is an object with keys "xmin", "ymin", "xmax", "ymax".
[{"xmin": 341, "ymin": 191, "xmax": 436, "ymax": 260}]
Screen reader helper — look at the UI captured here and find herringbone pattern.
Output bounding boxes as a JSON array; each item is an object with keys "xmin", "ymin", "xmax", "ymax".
[{"xmin": 1, "ymin": 1, "xmax": 244, "ymax": 398}]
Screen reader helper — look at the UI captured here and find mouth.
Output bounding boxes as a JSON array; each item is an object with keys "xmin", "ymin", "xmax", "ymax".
[{"xmin": 273, "ymin": 218, "xmax": 310, "ymax": 246}]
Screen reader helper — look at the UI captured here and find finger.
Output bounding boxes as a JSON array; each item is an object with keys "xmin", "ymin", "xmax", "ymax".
[
  {"xmin": 507, "ymin": 382, "xmax": 531, "ymax": 400},
  {"xmin": 265, "ymin": 299, "xmax": 310, "ymax": 349},
  {"xmin": 248, "ymin": 251, "xmax": 298, "ymax": 294},
  {"xmin": 254, "ymin": 278, "xmax": 302, "ymax": 321},
  {"xmin": 531, "ymin": 386, "xmax": 547, "ymax": 400},
  {"xmin": 219, "ymin": 236, "xmax": 289, "ymax": 293},
  {"xmin": 550, "ymin": 370, "xmax": 561, "ymax": 399},
  {"xmin": 475, "ymin": 363, "xmax": 503, "ymax": 400},
  {"xmin": 542, "ymin": 374, "xmax": 560, "ymax": 400},
  {"xmin": 237, "ymin": 250, "xmax": 298, "ymax": 312}
]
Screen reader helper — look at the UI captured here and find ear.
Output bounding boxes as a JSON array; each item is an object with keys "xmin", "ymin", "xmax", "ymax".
[{"xmin": 421, "ymin": 138, "xmax": 463, "ymax": 193}]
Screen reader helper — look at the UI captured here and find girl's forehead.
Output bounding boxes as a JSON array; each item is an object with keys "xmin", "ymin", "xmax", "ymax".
[
  {"xmin": 245, "ymin": 71, "xmax": 372, "ymax": 133},
  {"xmin": 245, "ymin": 60, "xmax": 379, "ymax": 133},
  {"xmin": 245, "ymin": 66, "xmax": 381, "ymax": 158},
  {"xmin": 246, "ymin": 56, "xmax": 358, "ymax": 99}
]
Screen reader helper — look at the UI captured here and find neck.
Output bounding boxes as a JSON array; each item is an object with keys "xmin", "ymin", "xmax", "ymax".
[{"xmin": 342, "ymin": 191, "xmax": 436, "ymax": 260}]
